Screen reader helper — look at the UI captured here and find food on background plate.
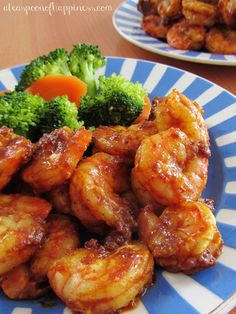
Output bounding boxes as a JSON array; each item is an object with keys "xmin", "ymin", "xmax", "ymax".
[
  {"xmin": 138, "ymin": 0, "xmax": 236, "ymax": 54},
  {"xmin": 0, "ymin": 45, "xmax": 223, "ymax": 313}
]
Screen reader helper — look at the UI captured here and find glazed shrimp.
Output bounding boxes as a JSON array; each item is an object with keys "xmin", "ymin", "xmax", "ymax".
[
  {"xmin": 154, "ymin": 89, "xmax": 210, "ymax": 154},
  {"xmin": 48, "ymin": 243, "xmax": 154, "ymax": 314},
  {"xmin": 167, "ymin": 20, "xmax": 206, "ymax": 50},
  {"xmin": 47, "ymin": 182, "xmax": 72, "ymax": 215},
  {"xmin": 157, "ymin": 0, "xmax": 182, "ymax": 18},
  {"xmin": 142, "ymin": 15, "xmax": 172, "ymax": 39},
  {"xmin": 22, "ymin": 127, "xmax": 92, "ymax": 194},
  {"xmin": 0, "ymin": 194, "xmax": 51, "ymax": 276},
  {"xmin": 1, "ymin": 264, "xmax": 49, "ymax": 300},
  {"xmin": 93, "ymin": 120, "xmax": 158, "ymax": 160},
  {"xmin": 30, "ymin": 214, "xmax": 80, "ymax": 280},
  {"xmin": 131, "ymin": 128, "xmax": 209, "ymax": 209},
  {"xmin": 139, "ymin": 202, "xmax": 223, "ymax": 274},
  {"xmin": 206, "ymin": 27, "xmax": 236, "ymax": 54},
  {"xmin": 182, "ymin": 0, "xmax": 218, "ymax": 26},
  {"xmin": 1, "ymin": 214, "xmax": 79, "ymax": 300},
  {"xmin": 0, "ymin": 126, "xmax": 35, "ymax": 190},
  {"xmin": 218, "ymin": 0, "xmax": 236, "ymax": 26},
  {"xmin": 70, "ymin": 152, "xmax": 137, "ymax": 238}
]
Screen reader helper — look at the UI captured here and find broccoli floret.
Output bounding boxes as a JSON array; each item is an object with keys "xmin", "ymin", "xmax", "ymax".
[
  {"xmin": 39, "ymin": 95, "xmax": 83, "ymax": 135},
  {"xmin": 69, "ymin": 44, "xmax": 106, "ymax": 96},
  {"xmin": 78, "ymin": 74, "xmax": 147, "ymax": 127},
  {"xmin": 16, "ymin": 48, "xmax": 71, "ymax": 91},
  {"xmin": 0, "ymin": 91, "xmax": 45, "ymax": 140}
]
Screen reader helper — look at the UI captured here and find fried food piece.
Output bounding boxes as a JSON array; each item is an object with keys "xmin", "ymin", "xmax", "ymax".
[
  {"xmin": 1, "ymin": 214, "xmax": 79, "ymax": 300},
  {"xmin": 47, "ymin": 182, "xmax": 72, "ymax": 215},
  {"xmin": 0, "ymin": 126, "xmax": 35, "ymax": 191},
  {"xmin": 30, "ymin": 214, "xmax": 79, "ymax": 280},
  {"xmin": 48, "ymin": 243, "xmax": 154, "ymax": 314},
  {"xmin": 206, "ymin": 27, "xmax": 236, "ymax": 54},
  {"xmin": 70, "ymin": 152, "xmax": 136, "ymax": 238},
  {"xmin": 132, "ymin": 128, "xmax": 209, "ymax": 208},
  {"xmin": 167, "ymin": 20, "xmax": 206, "ymax": 50},
  {"xmin": 142, "ymin": 14, "xmax": 172, "ymax": 39},
  {"xmin": 139, "ymin": 202, "xmax": 223, "ymax": 274},
  {"xmin": 157, "ymin": 0, "xmax": 182, "ymax": 18},
  {"xmin": 0, "ymin": 194, "xmax": 51, "ymax": 276},
  {"xmin": 138, "ymin": 0, "xmax": 158, "ymax": 15},
  {"xmin": 218, "ymin": 0, "xmax": 236, "ymax": 26},
  {"xmin": 1, "ymin": 264, "xmax": 49, "ymax": 299},
  {"xmin": 93, "ymin": 120, "xmax": 158, "ymax": 161},
  {"xmin": 22, "ymin": 127, "xmax": 92, "ymax": 194},
  {"xmin": 182, "ymin": 0, "xmax": 218, "ymax": 26},
  {"xmin": 154, "ymin": 89, "xmax": 210, "ymax": 154}
]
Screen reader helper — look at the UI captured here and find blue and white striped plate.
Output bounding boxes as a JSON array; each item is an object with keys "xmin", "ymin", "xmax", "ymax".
[
  {"xmin": 0, "ymin": 57, "xmax": 236, "ymax": 314},
  {"xmin": 113, "ymin": 0, "xmax": 236, "ymax": 66}
]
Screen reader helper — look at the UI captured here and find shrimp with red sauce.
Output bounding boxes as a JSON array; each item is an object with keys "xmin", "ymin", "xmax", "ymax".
[
  {"xmin": 139, "ymin": 202, "xmax": 223, "ymax": 274},
  {"xmin": 48, "ymin": 242, "xmax": 154, "ymax": 314},
  {"xmin": 0, "ymin": 126, "xmax": 35, "ymax": 190},
  {"xmin": 22, "ymin": 127, "xmax": 92, "ymax": 194}
]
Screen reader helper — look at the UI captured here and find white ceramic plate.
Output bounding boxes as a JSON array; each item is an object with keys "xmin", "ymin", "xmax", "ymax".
[
  {"xmin": 0, "ymin": 57, "xmax": 236, "ymax": 313},
  {"xmin": 113, "ymin": 0, "xmax": 236, "ymax": 66}
]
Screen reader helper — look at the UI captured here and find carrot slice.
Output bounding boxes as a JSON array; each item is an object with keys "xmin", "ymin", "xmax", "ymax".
[
  {"xmin": 26, "ymin": 75, "xmax": 87, "ymax": 107},
  {"xmin": 133, "ymin": 96, "xmax": 152, "ymax": 124}
]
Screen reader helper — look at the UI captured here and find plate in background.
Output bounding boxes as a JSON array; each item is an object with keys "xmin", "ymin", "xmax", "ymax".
[{"xmin": 113, "ymin": 0, "xmax": 236, "ymax": 66}]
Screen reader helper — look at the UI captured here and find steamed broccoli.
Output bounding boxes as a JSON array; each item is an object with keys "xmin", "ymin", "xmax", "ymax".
[
  {"xmin": 0, "ymin": 92, "xmax": 83, "ymax": 141},
  {"xmin": 0, "ymin": 91, "xmax": 45, "ymax": 139},
  {"xmin": 15, "ymin": 44, "xmax": 106, "ymax": 97},
  {"xmin": 78, "ymin": 74, "xmax": 147, "ymax": 127},
  {"xmin": 16, "ymin": 48, "xmax": 71, "ymax": 91},
  {"xmin": 69, "ymin": 44, "xmax": 106, "ymax": 96},
  {"xmin": 40, "ymin": 95, "xmax": 83, "ymax": 134}
]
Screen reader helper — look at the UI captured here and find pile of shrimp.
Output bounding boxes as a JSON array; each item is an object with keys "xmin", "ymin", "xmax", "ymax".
[
  {"xmin": 0, "ymin": 89, "xmax": 223, "ymax": 314},
  {"xmin": 138, "ymin": 0, "xmax": 236, "ymax": 54}
]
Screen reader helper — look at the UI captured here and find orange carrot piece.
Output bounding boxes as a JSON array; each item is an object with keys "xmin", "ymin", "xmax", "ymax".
[
  {"xmin": 133, "ymin": 96, "xmax": 152, "ymax": 124},
  {"xmin": 26, "ymin": 75, "xmax": 87, "ymax": 107}
]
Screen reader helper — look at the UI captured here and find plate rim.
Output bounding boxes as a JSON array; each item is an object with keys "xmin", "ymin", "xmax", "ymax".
[
  {"xmin": 1, "ymin": 56, "xmax": 235, "ymax": 99},
  {"xmin": 0, "ymin": 57, "xmax": 236, "ymax": 314},
  {"xmin": 112, "ymin": 0, "xmax": 236, "ymax": 66}
]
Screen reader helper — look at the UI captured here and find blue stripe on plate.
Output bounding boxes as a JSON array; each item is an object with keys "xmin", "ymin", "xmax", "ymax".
[
  {"xmin": 0, "ymin": 292, "xmax": 65, "ymax": 314},
  {"xmin": 131, "ymin": 61, "xmax": 155, "ymax": 85},
  {"xmin": 202, "ymin": 138, "xmax": 224, "ymax": 210},
  {"xmin": 115, "ymin": 13, "xmax": 140, "ymax": 23},
  {"xmin": 11, "ymin": 65, "xmax": 25, "ymax": 81},
  {"xmin": 0, "ymin": 81, "xmax": 7, "ymax": 91},
  {"xmin": 115, "ymin": 21, "xmax": 142, "ymax": 30},
  {"xmin": 118, "ymin": 6, "xmax": 141, "ymax": 17},
  {"xmin": 124, "ymin": 31, "xmax": 146, "ymax": 37},
  {"xmin": 210, "ymin": 54, "xmax": 227, "ymax": 61},
  {"xmin": 179, "ymin": 50, "xmax": 202, "ymax": 57},
  {"xmin": 217, "ymin": 222, "xmax": 236, "ymax": 248},
  {"xmin": 224, "ymin": 167, "xmax": 236, "ymax": 181},
  {"xmin": 192, "ymin": 263, "xmax": 236, "ymax": 300},
  {"xmin": 136, "ymin": 39, "xmax": 160, "ymax": 45},
  {"xmin": 143, "ymin": 271, "xmax": 199, "ymax": 314},
  {"xmin": 219, "ymin": 194, "xmax": 236, "ymax": 210},
  {"xmin": 208, "ymin": 116, "xmax": 236, "ymax": 138},
  {"xmin": 126, "ymin": 0, "xmax": 138, "ymax": 8},
  {"xmin": 151, "ymin": 68, "xmax": 184, "ymax": 96},
  {"xmin": 104, "ymin": 58, "xmax": 124, "ymax": 77},
  {"xmin": 183, "ymin": 78, "xmax": 213, "ymax": 99},
  {"xmin": 218, "ymin": 143, "xmax": 236, "ymax": 159},
  {"xmin": 203, "ymin": 91, "xmax": 236, "ymax": 119}
]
